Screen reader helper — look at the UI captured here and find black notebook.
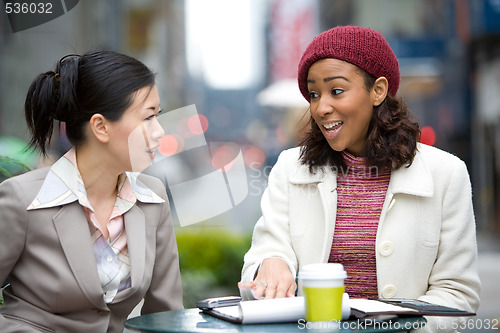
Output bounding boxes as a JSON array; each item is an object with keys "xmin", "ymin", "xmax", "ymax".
[{"xmin": 349, "ymin": 299, "xmax": 476, "ymax": 318}]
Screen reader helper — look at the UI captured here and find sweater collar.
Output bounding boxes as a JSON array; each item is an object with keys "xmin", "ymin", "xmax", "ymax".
[{"xmin": 289, "ymin": 144, "xmax": 434, "ymax": 198}]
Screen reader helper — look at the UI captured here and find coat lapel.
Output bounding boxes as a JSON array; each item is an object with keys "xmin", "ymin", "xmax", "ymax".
[
  {"xmin": 286, "ymin": 146, "xmax": 434, "ymax": 265},
  {"xmin": 289, "ymin": 162, "xmax": 338, "ymax": 263},
  {"xmin": 52, "ymin": 202, "xmax": 107, "ymax": 310},
  {"xmin": 125, "ymin": 205, "xmax": 146, "ymax": 289},
  {"xmin": 389, "ymin": 148, "xmax": 434, "ymax": 197}
]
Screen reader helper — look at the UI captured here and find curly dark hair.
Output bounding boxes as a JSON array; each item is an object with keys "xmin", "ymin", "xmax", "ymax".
[{"xmin": 299, "ymin": 71, "xmax": 420, "ymax": 173}]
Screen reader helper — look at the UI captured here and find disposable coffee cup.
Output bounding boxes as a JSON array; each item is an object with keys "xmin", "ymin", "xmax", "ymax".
[{"xmin": 298, "ymin": 263, "xmax": 347, "ymax": 322}]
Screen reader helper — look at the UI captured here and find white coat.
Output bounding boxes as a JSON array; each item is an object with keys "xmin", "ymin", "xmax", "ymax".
[{"xmin": 241, "ymin": 143, "xmax": 480, "ymax": 332}]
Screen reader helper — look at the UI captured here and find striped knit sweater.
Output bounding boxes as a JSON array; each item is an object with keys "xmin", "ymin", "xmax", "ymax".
[{"xmin": 328, "ymin": 151, "xmax": 391, "ymax": 299}]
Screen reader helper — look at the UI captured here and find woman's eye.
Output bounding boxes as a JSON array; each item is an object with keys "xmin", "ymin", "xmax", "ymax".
[
  {"xmin": 332, "ymin": 89, "xmax": 343, "ymax": 96},
  {"xmin": 308, "ymin": 91, "xmax": 319, "ymax": 99},
  {"xmin": 145, "ymin": 109, "xmax": 163, "ymax": 121}
]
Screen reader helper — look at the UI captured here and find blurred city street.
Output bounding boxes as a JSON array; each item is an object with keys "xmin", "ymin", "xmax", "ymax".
[
  {"xmin": 468, "ymin": 231, "xmax": 500, "ymax": 332},
  {"xmin": 2, "ymin": 1, "xmax": 500, "ymax": 332}
]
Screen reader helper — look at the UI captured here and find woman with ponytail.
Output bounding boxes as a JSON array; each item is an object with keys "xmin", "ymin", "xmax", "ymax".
[{"xmin": 0, "ymin": 50, "xmax": 183, "ymax": 332}]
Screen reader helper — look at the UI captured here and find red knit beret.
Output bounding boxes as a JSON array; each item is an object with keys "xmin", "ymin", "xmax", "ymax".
[{"xmin": 297, "ymin": 25, "xmax": 400, "ymax": 101}]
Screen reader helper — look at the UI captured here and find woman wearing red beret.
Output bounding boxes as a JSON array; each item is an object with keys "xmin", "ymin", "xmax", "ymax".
[{"xmin": 239, "ymin": 26, "xmax": 480, "ymax": 332}]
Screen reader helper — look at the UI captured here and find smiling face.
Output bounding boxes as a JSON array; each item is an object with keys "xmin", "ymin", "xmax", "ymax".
[
  {"xmin": 107, "ymin": 85, "xmax": 165, "ymax": 172},
  {"xmin": 307, "ymin": 58, "xmax": 387, "ymax": 157}
]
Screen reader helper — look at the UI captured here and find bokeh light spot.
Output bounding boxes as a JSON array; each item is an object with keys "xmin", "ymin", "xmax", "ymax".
[
  {"xmin": 189, "ymin": 114, "xmax": 209, "ymax": 135},
  {"xmin": 158, "ymin": 135, "xmax": 179, "ymax": 156},
  {"xmin": 420, "ymin": 126, "xmax": 436, "ymax": 146},
  {"xmin": 212, "ymin": 144, "xmax": 237, "ymax": 171},
  {"xmin": 244, "ymin": 147, "xmax": 266, "ymax": 168}
]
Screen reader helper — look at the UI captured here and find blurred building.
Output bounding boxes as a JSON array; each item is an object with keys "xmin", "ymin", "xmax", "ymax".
[
  {"xmin": 0, "ymin": 0, "xmax": 187, "ymax": 153},
  {"xmin": 468, "ymin": 0, "xmax": 500, "ymax": 233}
]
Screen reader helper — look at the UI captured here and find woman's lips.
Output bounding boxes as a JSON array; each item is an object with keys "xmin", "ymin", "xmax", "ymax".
[{"xmin": 322, "ymin": 121, "xmax": 343, "ymax": 138}]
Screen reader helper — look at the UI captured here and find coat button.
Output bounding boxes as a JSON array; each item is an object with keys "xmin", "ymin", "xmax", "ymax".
[
  {"xmin": 381, "ymin": 284, "xmax": 397, "ymax": 298},
  {"xmin": 379, "ymin": 241, "xmax": 394, "ymax": 256}
]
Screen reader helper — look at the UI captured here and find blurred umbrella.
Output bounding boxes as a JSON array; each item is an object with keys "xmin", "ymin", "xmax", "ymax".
[{"xmin": 257, "ymin": 79, "xmax": 309, "ymax": 109}]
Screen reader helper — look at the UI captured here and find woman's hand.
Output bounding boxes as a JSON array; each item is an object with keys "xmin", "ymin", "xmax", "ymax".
[{"xmin": 238, "ymin": 258, "xmax": 297, "ymax": 299}]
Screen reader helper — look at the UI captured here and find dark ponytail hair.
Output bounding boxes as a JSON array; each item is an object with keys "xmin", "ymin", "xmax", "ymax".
[{"xmin": 25, "ymin": 50, "xmax": 156, "ymax": 155}]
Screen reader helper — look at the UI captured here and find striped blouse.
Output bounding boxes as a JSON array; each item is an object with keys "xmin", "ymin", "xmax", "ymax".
[{"xmin": 328, "ymin": 151, "xmax": 391, "ymax": 299}]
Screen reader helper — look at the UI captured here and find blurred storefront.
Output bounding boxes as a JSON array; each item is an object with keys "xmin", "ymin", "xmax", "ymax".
[
  {"xmin": 0, "ymin": 0, "xmax": 187, "ymax": 150},
  {"xmin": 469, "ymin": 0, "xmax": 500, "ymax": 233}
]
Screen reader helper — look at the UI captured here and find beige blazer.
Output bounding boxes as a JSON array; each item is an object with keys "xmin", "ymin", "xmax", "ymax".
[{"xmin": 0, "ymin": 167, "xmax": 183, "ymax": 333}]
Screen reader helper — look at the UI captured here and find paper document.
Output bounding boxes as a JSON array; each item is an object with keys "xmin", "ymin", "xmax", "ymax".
[
  {"xmin": 204, "ymin": 294, "xmax": 350, "ymax": 324},
  {"xmin": 201, "ymin": 296, "xmax": 474, "ymax": 324}
]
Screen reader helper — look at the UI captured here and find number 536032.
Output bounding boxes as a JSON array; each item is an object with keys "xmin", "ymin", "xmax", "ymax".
[{"xmin": 4, "ymin": 2, "xmax": 53, "ymax": 14}]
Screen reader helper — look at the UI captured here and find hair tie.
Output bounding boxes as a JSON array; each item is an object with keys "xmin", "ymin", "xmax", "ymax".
[{"xmin": 53, "ymin": 72, "xmax": 60, "ymax": 96}]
